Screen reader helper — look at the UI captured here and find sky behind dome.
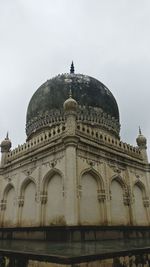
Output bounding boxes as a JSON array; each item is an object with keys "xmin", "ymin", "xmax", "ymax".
[{"xmin": 0, "ymin": 0, "xmax": 150, "ymax": 155}]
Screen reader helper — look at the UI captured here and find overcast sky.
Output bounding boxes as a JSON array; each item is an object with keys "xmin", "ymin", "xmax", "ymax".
[{"xmin": 0, "ymin": 0, "xmax": 150, "ymax": 156}]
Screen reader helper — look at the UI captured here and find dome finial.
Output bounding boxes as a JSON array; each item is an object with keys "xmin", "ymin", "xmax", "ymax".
[
  {"xmin": 6, "ymin": 131, "xmax": 9, "ymax": 140},
  {"xmin": 69, "ymin": 89, "xmax": 72, "ymax": 98},
  {"xmin": 139, "ymin": 126, "xmax": 142, "ymax": 135},
  {"xmin": 70, "ymin": 61, "xmax": 75, "ymax": 74}
]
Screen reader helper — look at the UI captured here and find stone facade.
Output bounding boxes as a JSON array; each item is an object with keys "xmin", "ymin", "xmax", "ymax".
[
  {"xmin": 0, "ymin": 96, "xmax": 149, "ymax": 228},
  {"xmin": 0, "ymin": 70, "xmax": 150, "ymax": 266}
]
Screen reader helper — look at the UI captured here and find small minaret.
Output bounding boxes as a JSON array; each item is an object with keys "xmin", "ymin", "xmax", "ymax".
[
  {"xmin": 136, "ymin": 127, "xmax": 148, "ymax": 163},
  {"xmin": 0, "ymin": 132, "xmax": 11, "ymax": 167},
  {"xmin": 63, "ymin": 92, "xmax": 78, "ymax": 225},
  {"xmin": 63, "ymin": 90, "xmax": 78, "ymax": 136}
]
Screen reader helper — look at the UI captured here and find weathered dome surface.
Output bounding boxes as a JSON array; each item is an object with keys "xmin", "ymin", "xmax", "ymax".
[{"xmin": 26, "ymin": 73, "xmax": 120, "ymax": 139}]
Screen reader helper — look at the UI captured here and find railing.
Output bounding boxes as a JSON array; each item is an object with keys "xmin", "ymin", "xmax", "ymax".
[
  {"xmin": 76, "ymin": 123, "xmax": 141, "ymax": 158},
  {"xmin": 6, "ymin": 124, "xmax": 66, "ymax": 162}
]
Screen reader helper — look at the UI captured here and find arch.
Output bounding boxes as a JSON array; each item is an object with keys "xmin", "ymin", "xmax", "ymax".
[
  {"xmin": 133, "ymin": 181, "xmax": 147, "ymax": 225},
  {"xmin": 20, "ymin": 177, "xmax": 36, "ymax": 197},
  {"xmin": 41, "ymin": 168, "xmax": 64, "ymax": 193},
  {"xmin": 79, "ymin": 168, "xmax": 104, "ymax": 190},
  {"xmin": 20, "ymin": 179, "xmax": 37, "ymax": 226},
  {"xmin": 2, "ymin": 183, "xmax": 15, "ymax": 200},
  {"xmin": 2, "ymin": 184, "xmax": 16, "ymax": 227},
  {"xmin": 133, "ymin": 180, "xmax": 146, "ymax": 198},
  {"xmin": 110, "ymin": 175, "xmax": 127, "ymax": 191},
  {"xmin": 43, "ymin": 170, "xmax": 65, "ymax": 225},
  {"xmin": 79, "ymin": 169, "xmax": 103, "ymax": 225},
  {"xmin": 110, "ymin": 177, "xmax": 129, "ymax": 225}
]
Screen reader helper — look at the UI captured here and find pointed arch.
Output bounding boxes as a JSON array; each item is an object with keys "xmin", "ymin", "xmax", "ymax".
[
  {"xmin": 133, "ymin": 180, "xmax": 146, "ymax": 198},
  {"xmin": 80, "ymin": 168, "xmax": 104, "ymax": 190},
  {"xmin": 41, "ymin": 168, "xmax": 65, "ymax": 226},
  {"xmin": 110, "ymin": 175, "xmax": 127, "ymax": 191},
  {"xmin": 19, "ymin": 177, "xmax": 37, "ymax": 226},
  {"xmin": 42, "ymin": 168, "xmax": 64, "ymax": 193},
  {"xmin": 79, "ymin": 168, "xmax": 104, "ymax": 225},
  {"xmin": 110, "ymin": 175, "xmax": 129, "ymax": 225},
  {"xmin": 20, "ymin": 177, "xmax": 36, "ymax": 197},
  {"xmin": 2, "ymin": 183, "xmax": 15, "ymax": 200},
  {"xmin": 133, "ymin": 180, "xmax": 148, "ymax": 225},
  {"xmin": 2, "ymin": 183, "xmax": 16, "ymax": 227}
]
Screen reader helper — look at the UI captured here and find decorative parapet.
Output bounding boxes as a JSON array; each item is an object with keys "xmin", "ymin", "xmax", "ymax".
[
  {"xmin": 26, "ymin": 110, "xmax": 65, "ymax": 139},
  {"xmin": 77, "ymin": 106, "xmax": 120, "ymax": 137},
  {"xmin": 26, "ymin": 106, "xmax": 120, "ymax": 141},
  {"xmin": 76, "ymin": 123, "xmax": 142, "ymax": 159},
  {"xmin": 5, "ymin": 125, "xmax": 66, "ymax": 163},
  {"xmin": 4, "ymin": 110, "xmax": 141, "ymax": 164}
]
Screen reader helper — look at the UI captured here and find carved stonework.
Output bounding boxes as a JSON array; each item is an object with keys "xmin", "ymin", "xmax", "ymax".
[
  {"xmin": 66, "ymin": 116, "xmax": 76, "ymax": 135},
  {"xmin": 97, "ymin": 189, "xmax": 106, "ymax": 202},
  {"xmin": 50, "ymin": 160, "xmax": 57, "ymax": 168},
  {"xmin": 108, "ymin": 162, "xmax": 125, "ymax": 174},
  {"xmin": 77, "ymin": 185, "xmax": 82, "ymax": 198},
  {"xmin": 77, "ymin": 151, "xmax": 103, "ymax": 166},
  {"xmin": 23, "ymin": 167, "xmax": 36, "ymax": 177},
  {"xmin": 86, "ymin": 159, "xmax": 96, "ymax": 168},
  {"xmin": 40, "ymin": 192, "xmax": 47, "ymax": 204},
  {"xmin": 0, "ymin": 200, "xmax": 6, "ymax": 211},
  {"xmin": 18, "ymin": 196, "xmax": 24, "ymax": 207},
  {"xmin": 123, "ymin": 193, "xmax": 130, "ymax": 206},
  {"xmin": 4, "ymin": 175, "xmax": 12, "ymax": 182},
  {"xmin": 42, "ymin": 154, "xmax": 64, "ymax": 168},
  {"xmin": 143, "ymin": 197, "xmax": 150, "ymax": 207},
  {"xmin": 130, "ymin": 169, "xmax": 144, "ymax": 179}
]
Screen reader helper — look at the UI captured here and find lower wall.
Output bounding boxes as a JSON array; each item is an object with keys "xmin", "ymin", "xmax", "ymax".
[
  {"xmin": 3, "ymin": 253, "xmax": 150, "ymax": 267},
  {"xmin": 0, "ymin": 226, "xmax": 150, "ymax": 241}
]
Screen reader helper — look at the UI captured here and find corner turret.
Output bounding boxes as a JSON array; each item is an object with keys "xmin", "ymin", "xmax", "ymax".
[
  {"xmin": 136, "ymin": 127, "xmax": 148, "ymax": 163},
  {"xmin": 0, "ymin": 133, "xmax": 11, "ymax": 167}
]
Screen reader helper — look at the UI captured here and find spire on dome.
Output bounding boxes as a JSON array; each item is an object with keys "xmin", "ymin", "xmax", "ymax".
[
  {"xmin": 6, "ymin": 131, "xmax": 9, "ymax": 140},
  {"xmin": 139, "ymin": 126, "xmax": 142, "ymax": 135},
  {"xmin": 69, "ymin": 89, "xmax": 72, "ymax": 98},
  {"xmin": 70, "ymin": 61, "xmax": 75, "ymax": 74}
]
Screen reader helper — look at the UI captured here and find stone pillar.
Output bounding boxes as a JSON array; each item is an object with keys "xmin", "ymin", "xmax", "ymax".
[
  {"xmin": 63, "ymin": 94, "xmax": 78, "ymax": 225},
  {"xmin": 64, "ymin": 136, "xmax": 79, "ymax": 225}
]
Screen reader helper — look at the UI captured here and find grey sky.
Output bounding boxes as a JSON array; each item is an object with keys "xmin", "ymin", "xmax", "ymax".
[{"xmin": 0, "ymin": 0, "xmax": 150, "ymax": 155}]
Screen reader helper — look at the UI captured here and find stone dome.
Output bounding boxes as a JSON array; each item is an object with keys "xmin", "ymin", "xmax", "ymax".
[{"xmin": 26, "ymin": 72, "xmax": 120, "ymax": 139}]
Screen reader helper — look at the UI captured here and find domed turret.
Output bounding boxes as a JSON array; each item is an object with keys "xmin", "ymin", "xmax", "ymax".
[
  {"xmin": 0, "ymin": 133, "xmax": 11, "ymax": 153},
  {"xmin": 63, "ymin": 90, "xmax": 78, "ymax": 112},
  {"xmin": 136, "ymin": 127, "xmax": 147, "ymax": 148},
  {"xmin": 26, "ymin": 64, "xmax": 120, "ymax": 140}
]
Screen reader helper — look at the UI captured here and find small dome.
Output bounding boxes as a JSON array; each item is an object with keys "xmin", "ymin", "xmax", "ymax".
[
  {"xmin": 136, "ymin": 128, "xmax": 147, "ymax": 148},
  {"xmin": 1, "ymin": 134, "xmax": 11, "ymax": 153},
  {"xmin": 63, "ymin": 91, "xmax": 78, "ymax": 112}
]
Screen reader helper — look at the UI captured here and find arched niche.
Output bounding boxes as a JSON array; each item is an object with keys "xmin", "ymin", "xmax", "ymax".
[
  {"xmin": 3, "ymin": 184, "xmax": 16, "ymax": 227},
  {"xmin": 20, "ymin": 179, "xmax": 36, "ymax": 226},
  {"xmin": 80, "ymin": 170, "xmax": 103, "ymax": 225},
  {"xmin": 110, "ymin": 178, "xmax": 129, "ymax": 225},
  {"xmin": 133, "ymin": 182, "xmax": 147, "ymax": 225},
  {"xmin": 43, "ymin": 171, "xmax": 65, "ymax": 225}
]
